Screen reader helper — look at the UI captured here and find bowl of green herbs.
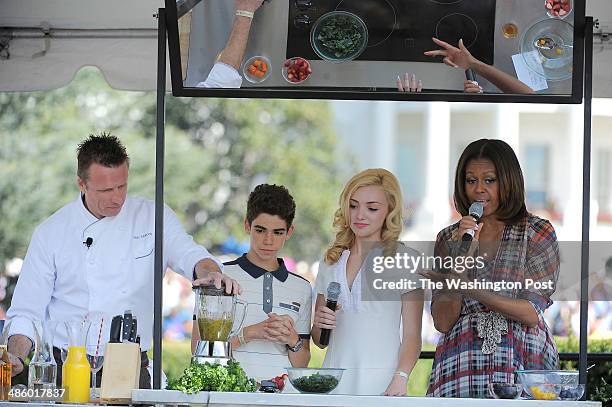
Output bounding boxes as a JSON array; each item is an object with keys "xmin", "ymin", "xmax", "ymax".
[
  {"xmin": 310, "ymin": 11, "xmax": 368, "ymax": 62},
  {"xmin": 285, "ymin": 367, "xmax": 345, "ymax": 394}
]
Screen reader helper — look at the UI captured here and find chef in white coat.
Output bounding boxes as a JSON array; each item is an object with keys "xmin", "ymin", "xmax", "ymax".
[{"xmin": 5, "ymin": 133, "xmax": 240, "ymax": 387}]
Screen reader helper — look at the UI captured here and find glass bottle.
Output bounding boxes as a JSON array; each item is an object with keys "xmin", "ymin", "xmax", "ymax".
[
  {"xmin": 62, "ymin": 320, "xmax": 91, "ymax": 403},
  {"xmin": 0, "ymin": 320, "xmax": 12, "ymax": 401}
]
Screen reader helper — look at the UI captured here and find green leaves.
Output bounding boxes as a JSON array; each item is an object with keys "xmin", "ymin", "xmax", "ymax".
[
  {"xmin": 316, "ymin": 16, "xmax": 364, "ymax": 58},
  {"xmin": 167, "ymin": 361, "xmax": 257, "ymax": 393}
]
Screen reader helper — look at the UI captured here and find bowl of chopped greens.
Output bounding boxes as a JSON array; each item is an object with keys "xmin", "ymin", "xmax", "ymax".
[
  {"xmin": 310, "ymin": 11, "xmax": 368, "ymax": 62},
  {"xmin": 285, "ymin": 367, "xmax": 345, "ymax": 394}
]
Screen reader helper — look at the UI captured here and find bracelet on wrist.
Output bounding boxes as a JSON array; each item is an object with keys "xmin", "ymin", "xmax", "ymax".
[
  {"xmin": 237, "ymin": 328, "xmax": 247, "ymax": 347},
  {"xmin": 394, "ymin": 370, "xmax": 409, "ymax": 379},
  {"xmin": 235, "ymin": 10, "xmax": 255, "ymax": 19}
]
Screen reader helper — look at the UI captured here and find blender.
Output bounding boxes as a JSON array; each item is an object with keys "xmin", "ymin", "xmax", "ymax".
[{"xmin": 192, "ymin": 283, "xmax": 247, "ymax": 365}]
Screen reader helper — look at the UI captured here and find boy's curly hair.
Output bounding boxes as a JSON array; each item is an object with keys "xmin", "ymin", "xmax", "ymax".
[{"xmin": 246, "ymin": 184, "xmax": 296, "ymax": 228}]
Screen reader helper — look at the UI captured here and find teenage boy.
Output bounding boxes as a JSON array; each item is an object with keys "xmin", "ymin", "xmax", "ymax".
[{"xmin": 192, "ymin": 184, "xmax": 311, "ymax": 379}]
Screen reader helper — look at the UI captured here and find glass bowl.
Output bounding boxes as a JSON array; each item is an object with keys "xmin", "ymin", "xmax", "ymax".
[
  {"xmin": 488, "ymin": 382, "xmax": 523, "ymax": 399},
  {"xmin": 242, "ymin": 56, "xmax": 272, "ymax": 84},
  {"xmin": 310, "ymin": 11, "xmax": 368, "ymax": 62},
  {"xmin": 516, "ymin": 370, "xmax": 578, "ymax": 399},
  {"xmin": 519, "ymin": 18, "xmax": 574, "ymax": 81},
  {"xmin": 559, "ymin": 384, "xmax": 585, "ymax": 400},
  {"xmin": 545, "ymin": 0, "xmax": 573, "ymax": 19},
  {"xmin": 285, "ymin": 367, "xmax": 345, "ymax": 394},
  {"xmin": 282, "ymin": 57, "xmax": 312, "ymax": 84}
]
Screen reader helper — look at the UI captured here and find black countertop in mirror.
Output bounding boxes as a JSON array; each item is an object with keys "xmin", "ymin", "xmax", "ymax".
[{"xmin": 287, "ymin": 0, "xmax": 496, "ymax": 64}]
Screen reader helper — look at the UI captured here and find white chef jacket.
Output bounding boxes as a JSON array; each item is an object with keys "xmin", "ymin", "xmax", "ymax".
[
  {"xmin": 196, "ymin": 62, "xmax": 243, "ymax": 88},
  {"xmin": 7, "ymin": 194, "xmax": 221, "ymax": 351}
]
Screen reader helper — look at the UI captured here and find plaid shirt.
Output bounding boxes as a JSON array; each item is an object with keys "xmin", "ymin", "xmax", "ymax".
[{"xmin": 427, "ymin": 214, "xmax": 560, "ymax": 398}]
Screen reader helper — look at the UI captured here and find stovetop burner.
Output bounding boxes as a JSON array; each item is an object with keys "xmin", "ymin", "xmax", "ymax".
[
  {"xmin": 428, "ymin": 0, "xmax": 464, "ymax": 5},
  {"xmin": 335, "ymin": 0, "xmax": 397, "ymax": 48},
  {"xmin": 287, "ymin": 0, "xmax": 496, "ymax": 64},
  {"xmin": 435, "ymin": 13, "xmax": 479, "ymax": 49}
]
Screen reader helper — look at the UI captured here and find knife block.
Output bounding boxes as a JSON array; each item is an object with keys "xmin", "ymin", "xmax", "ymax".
[{"xmin": 100, "ymin": 342, "xmax": 141, "ymax": 404}]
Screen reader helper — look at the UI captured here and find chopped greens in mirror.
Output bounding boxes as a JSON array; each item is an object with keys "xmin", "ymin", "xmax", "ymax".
[{"xmin": 317, "ymin": 16, "xmax": 364, "ymax": 58}]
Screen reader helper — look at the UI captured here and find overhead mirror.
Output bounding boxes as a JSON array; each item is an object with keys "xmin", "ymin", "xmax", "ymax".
[{"xmin": 164, "ymin": 0, "xmax": 586, "ymax": 102}]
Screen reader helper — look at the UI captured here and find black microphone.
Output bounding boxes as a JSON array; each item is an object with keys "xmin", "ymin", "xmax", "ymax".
[
  {"xmin": 83, "ymin": 237, "xmax": 93, "ymax": 249},
  {"xmin": 319, "ymin": 282, "xmax": 341, "ymax": 346},
  {"xmin": 459, "ymin": 202, "xmax": 484, "ymax": 254},
  {"xmin": 465, "ymin": 68, "xmax": 476, "ymax": 82}
]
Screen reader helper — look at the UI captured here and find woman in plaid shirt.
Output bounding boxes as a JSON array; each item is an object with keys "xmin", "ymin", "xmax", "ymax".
[{"xmin": 424, "ymin": 139, "xmax": 560, "ymax": 398}]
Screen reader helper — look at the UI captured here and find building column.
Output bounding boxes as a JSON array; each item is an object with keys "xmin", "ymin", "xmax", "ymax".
[
  {"xmin": 372, "ymin": 101, "xmax": 397, "ymax": 170},
  {"xmin": 416, "ymin": 102, "xmax": 451, "ymax": 233},
  {"xmin": 495, "ymin": 105, "xmax": 520, "ymax": 159}
]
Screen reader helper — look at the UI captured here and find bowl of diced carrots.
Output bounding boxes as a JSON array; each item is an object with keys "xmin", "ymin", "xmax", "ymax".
[{"xmin": 243, "ymin": 56, "xmax": 271, "ymax": 83}]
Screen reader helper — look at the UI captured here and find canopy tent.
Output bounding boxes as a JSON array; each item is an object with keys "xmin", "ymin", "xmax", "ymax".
[
  {"xmin": 0, "ymin": 0, "xmax": 168, "ymax": 91},
  {"xmin": 1, "ymin": 0, "xmax": 612, "ymax": 94}
]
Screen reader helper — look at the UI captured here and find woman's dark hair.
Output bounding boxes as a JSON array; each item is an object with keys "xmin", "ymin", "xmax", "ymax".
[
  {"xmin": 77, "ymin": 132, "xmax": 129, "ymax": 180},
  {"xmin": 454, "ymin": 139, "xmax": 527, "ymax": 224},
  {"xmin": 246, "ymin": 184, "xmax": 296, "ymax": 228}
]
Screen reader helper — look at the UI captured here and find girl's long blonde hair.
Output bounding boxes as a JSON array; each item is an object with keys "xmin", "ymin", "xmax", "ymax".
[{"xmin": 324, "ymin": 168, "xmax": 403, "ymax": 265}]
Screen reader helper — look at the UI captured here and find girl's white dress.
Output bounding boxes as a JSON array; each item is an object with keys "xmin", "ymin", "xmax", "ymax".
[{"xmin": 314, "ymin": 249, "xmax": 420, "ymax": 395}]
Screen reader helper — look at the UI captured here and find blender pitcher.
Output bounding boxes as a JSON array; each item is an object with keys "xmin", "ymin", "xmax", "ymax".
[
  {"xmin": 62, "ymin": 320, "xmax": 91, "ymax": 403},
  {"xmin": 192, "ymin": 283, "xmax": 247, "ymax": 365}
]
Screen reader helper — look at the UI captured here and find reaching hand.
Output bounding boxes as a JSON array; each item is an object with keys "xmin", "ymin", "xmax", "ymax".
[
  {"xmin": 424, "ymin": 38, "xmax": 476, "ymax": 70},
  {"xmin": 193, "ymin": 271, "xmax": 242, "ymax": 295},
  {"xmin": 235, "ymin": 0, "xmax": 265, "ymax": 13}
]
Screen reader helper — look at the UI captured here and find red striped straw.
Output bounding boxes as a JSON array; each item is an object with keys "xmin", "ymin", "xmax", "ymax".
[{"xmin": 94, "ymin": 316, "xmax": 104, "ymax": 364}]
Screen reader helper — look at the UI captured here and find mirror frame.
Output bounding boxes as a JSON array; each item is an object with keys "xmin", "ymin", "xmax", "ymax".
[{"xmin": 164, "ymin": 0, "xmax": 586, "ymax": 104}]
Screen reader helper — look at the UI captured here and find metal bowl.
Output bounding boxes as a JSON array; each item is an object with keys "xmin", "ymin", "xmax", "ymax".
[
  {"xmin": 310, "ymin": 11, "xmax": 368, "ymax": 62},
  {"xmin": 285, "ymin": 367, "xmax": 345, "ymax": 394}
]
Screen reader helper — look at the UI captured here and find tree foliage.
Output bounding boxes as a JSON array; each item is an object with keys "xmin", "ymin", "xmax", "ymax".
[{"xmin": 0, "ymin": 67, "xmax": 349, "ymax": 309}]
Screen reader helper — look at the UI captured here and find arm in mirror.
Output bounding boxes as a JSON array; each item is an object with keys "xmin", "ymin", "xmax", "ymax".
[
  {"xmin": 196, "ymin": 0, "xmax": 264, "ymax": 88},
  {"xmin": 425, "ymin": 37, "xmax": 534, "ymax": 95}
]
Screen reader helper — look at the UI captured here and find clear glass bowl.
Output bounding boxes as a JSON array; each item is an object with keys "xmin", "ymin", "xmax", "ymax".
[
  {"xmin": 545, "ymin": 0, "xmax": 573, "ymax": 19},
  {"xmin": 242, "ymin": 56, "xmax": 272, "ymax": 84},
  {"xmin": 488, "ymin": 382, "xmax": 523, "ymax": 399},
  {"xmin": 310, "ymin": 11, "xmax": 368, "ymax": 62},
  {"xmin": 519, "ymin": 19, "xmax": 574, "ymax": 81},
  {"xmin": 285, "ymin": 367, "xmax": 345, "ymax": 394},
  {"xmin": 559, "ymin": 384, "xmax": 585, "ymax": 400},
  {"xmin": 516, "ymin": 370, "xmax": 578, "ymax": 399},
  {"xmin": 281, "ymin": 57, "xmax": 312, "ymax": 84}
]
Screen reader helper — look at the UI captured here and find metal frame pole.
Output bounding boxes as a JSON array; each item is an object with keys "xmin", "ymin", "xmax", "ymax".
[
  {"xmin": 578, "ymin": 16, "xmax": 593, "ymax": 399},
  {"xmin": 153, "ymin": 7, "xmax": 167, "ymax": 390}
]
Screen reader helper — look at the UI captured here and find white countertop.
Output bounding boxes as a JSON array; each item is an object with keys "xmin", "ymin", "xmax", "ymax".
[{"xmin": 131, "ymin": 389, "xmax": 602, "ymax": 407}]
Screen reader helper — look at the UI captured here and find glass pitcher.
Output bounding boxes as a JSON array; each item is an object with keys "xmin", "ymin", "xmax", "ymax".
[
  {"xmin": 193, "ymin": 283, "xmax": 247, "ymax": 363},
  {"xmin": 28, "ymin": 320, "xmax": 57, "ymax": 402},
  {"xmin": 62, "ymin": 320, "xmax": 91, "ymax": 403},
  {"xmin": 195, "ymin": 283, "xmax": 247, "ymax": 341}
]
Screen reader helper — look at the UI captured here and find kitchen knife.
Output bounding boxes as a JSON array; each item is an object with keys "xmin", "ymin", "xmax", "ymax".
[
  {"xmin": 122, "ymin": 310, "xmax": 133, "ymax": 343},
  {"xmin": 109, "ymin": 315, "xmax": 123, "ymax": 343}
]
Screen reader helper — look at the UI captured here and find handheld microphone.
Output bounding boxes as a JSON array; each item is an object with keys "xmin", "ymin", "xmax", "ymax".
[
  {"xmin": 319, "ymin": 282, "xmax": 341, "ymax": 346},
  {"xmin": 83, "ymin": 237, "xmax": 93, "ymax": 249},
  {"xmin": 465, "ymin": 69, "xmax": 476, "ymax": 82},
  {"xmin": 459, "ymin": 202, "xmax": 484, "ymax": 254}
]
